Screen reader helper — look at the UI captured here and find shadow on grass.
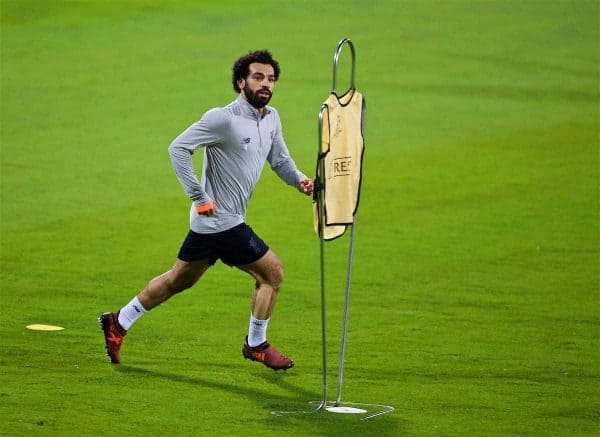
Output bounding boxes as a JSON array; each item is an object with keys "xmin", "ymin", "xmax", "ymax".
[
  {"xmin": 117, "ymin": 365, "xmax": 400, "ymax": 435},
  {"xmin": 116, "ymin": 364, "xmax": 317, "ymax": 405}
]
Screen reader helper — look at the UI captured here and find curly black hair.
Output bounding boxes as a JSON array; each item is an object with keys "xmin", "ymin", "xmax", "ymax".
[{"xmin": 232, "ymin": 50, "xmax": 280, "ymax": 93}]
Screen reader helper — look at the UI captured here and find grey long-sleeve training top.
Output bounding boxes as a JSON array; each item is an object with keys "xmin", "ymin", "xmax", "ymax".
[{"xmin": 168, "ymin": 95, "xmax": 307, "ymax": 234}]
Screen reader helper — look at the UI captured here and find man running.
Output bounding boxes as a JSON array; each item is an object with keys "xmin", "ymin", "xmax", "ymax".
[{"xmin": 99, "ymin": 50, "xmax": 313, "ymax": 371}]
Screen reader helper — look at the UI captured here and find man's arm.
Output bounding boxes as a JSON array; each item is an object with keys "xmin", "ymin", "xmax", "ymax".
[
  {"xmin": 268, "ymin": 134, "xmax": 314, "ymax": 195},
  {"xmin": 267, "ymin": 115, "xmax": 312, "ymax": 195},
  {"xmin": 168, "ymin": 108, "xmax": 228, "ymax": 214}
]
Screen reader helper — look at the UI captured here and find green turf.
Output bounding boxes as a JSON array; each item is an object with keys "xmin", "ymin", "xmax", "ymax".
[{"xmin": 1, "ymin": 0, "xmax": 598, "ymax": 435}]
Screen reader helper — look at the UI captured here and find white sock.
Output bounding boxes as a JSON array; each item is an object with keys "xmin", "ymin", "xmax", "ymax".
[
  {"xmin": 247, "ymin": 314, "xmax": 269, "ymax": 347},
  {"xmin": 118, "ymin": 296, "xmax": 148, "ymax": 330}
]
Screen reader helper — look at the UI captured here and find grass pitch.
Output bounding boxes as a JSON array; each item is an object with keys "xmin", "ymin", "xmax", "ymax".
[{"xmin": 1, "ymin": 1, "xmax": 598, "ymax": 435}]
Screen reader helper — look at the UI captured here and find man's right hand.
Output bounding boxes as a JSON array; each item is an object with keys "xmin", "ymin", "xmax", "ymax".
[{"xmin": 194, "ymin": 199, "xmax": 215, "ymax": 216}]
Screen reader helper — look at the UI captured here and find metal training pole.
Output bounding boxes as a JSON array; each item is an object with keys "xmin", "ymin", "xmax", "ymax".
[
  {"xmin": 331, "ymin": 37, "xmax": 357, "ymax": 408},
  {"xmin": 325, "ymin": 38, "xmax": 393, "ymax": 419},
  {"xmin": 316, "ymin": 104, "xmax": 329, "ymax": 412},
  {"xmin": 335, "ymin": 217, "xmax": 356, "ymax": 406}
]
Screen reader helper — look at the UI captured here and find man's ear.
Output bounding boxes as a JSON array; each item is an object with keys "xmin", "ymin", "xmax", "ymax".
[{"xmin": 237, "ymin": 78, "xmax": 245, "ymax": 91}]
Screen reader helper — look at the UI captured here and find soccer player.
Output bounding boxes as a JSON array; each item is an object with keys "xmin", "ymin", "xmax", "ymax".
[{"xmin": 99, "ymin": 50, "xmax": 313, "ymax": 371}]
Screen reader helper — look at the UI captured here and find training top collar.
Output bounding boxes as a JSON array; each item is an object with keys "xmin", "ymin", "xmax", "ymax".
[{"xmin": 236, "ymin": 94, "xmax": 271, "ymax": 119}]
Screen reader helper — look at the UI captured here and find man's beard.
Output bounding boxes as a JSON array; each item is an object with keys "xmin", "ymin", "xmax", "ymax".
[{"xmin": 244, "ymin": 84, "xmax": 272, "ymax": 109}]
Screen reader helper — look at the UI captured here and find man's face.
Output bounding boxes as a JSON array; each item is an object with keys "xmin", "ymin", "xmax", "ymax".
[{"xmin": 238, "ymin": 63, "xmax": 275, "ymax": 109}]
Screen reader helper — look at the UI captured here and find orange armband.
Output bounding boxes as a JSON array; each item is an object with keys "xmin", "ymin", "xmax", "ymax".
[{"xmin": 195, "ymin": 200, "xmax": 215, "ymax": 215}]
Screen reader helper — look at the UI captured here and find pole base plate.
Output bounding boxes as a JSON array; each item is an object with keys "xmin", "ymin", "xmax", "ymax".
[
  {"xmin": 273, "ymin": 400, "xmax": 393, "ymax": 420},
  {"xmin": 325, "ymin": 406, "xmax": 367, "ymax": 414}
]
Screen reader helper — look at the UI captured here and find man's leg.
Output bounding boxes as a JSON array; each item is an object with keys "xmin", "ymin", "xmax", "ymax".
[
  {"xmin": 100, "ymin": 258, "xmax": 212, "ymax": 364},
  {"xmin": 137, "ymin": 258, "xmax": 213, "ymax": 310},
  {"xmin": 238, "ymin": 250, "xmax": 294, "ymax": 370},
  {"xmin": 239, "ymin": 250, "xmax": 284, "ymax": 320}
]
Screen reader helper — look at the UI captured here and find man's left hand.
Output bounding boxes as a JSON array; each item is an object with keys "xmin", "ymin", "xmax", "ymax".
[{"xmin": 299, "ymin": 178, "xmax": 314, "ymax": 196}]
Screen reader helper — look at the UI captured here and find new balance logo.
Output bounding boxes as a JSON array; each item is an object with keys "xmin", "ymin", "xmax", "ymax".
[
  {"xmin": 241, "ymin": 137, "xmax": 251, "ymax": 145},
  {"xmin": 133, "ymin": 305, "xmax": 141, "ymax": 313}
]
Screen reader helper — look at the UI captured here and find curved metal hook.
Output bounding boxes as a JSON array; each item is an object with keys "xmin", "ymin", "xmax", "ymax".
[{"xmin": 332, "ymin": 37, "xmax": 355, "ymax": 94}]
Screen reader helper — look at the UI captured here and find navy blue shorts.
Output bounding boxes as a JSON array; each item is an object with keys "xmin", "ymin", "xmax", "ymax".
[{"xmin": 177, "ymin": 223, "xmax": 269, "ymax": 266}]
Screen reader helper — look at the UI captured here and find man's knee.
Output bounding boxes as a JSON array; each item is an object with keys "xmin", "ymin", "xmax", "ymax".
[
  {"xmin": 269, "ymin": 259, "xmax": 284, "ymax": 292},
  {"xmin": 242, "ymin": 251, "xmax": 284, "ymax": 292}
]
